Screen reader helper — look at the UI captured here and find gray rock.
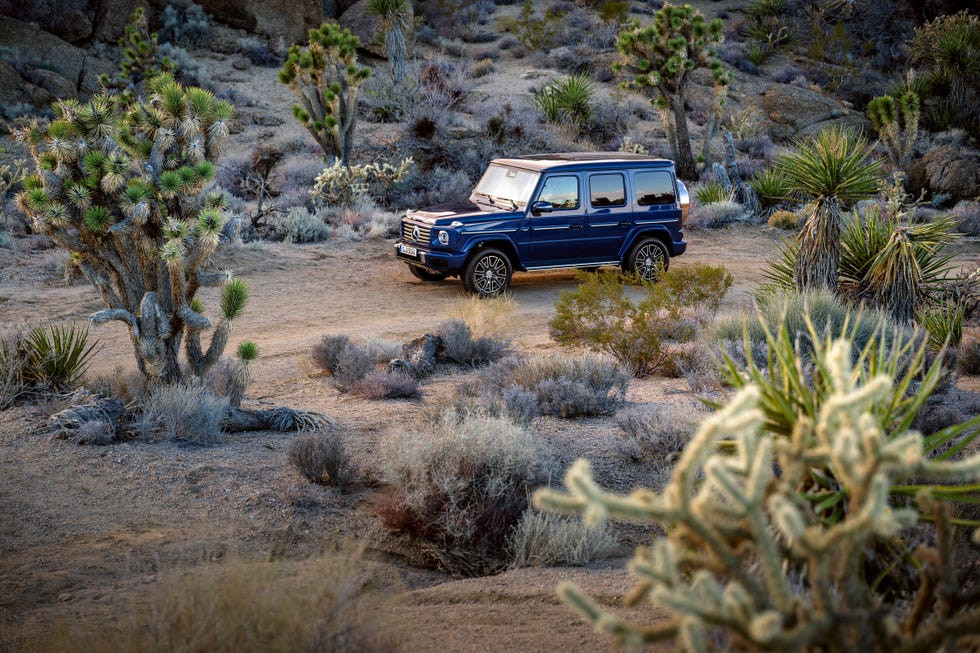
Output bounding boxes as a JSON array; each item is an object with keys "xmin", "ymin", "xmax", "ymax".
[
  {"xmin": 194, "ymin": 0, "xmax": 320, "ymax": 43},
  {"xmin": 25, "ymin": 68, "xmax": 77, "ymax": 100},
  {"xmin": 0, "ymin": 16, "xmax": 86, "ymax": 85},
  {"xmin": 92, "ymin": 0, "xmax": 146, "ymax": 42},
  {"xmin": 79, "ymin": 55, "xmax": 117, "ymax": 96},
  {"xmin": 907, "ymin": 144, "xmax": 980, "ymax": 204},
  {"xmin": 760, "ymin": 83, "xmax": 860, "ymax": 143}
]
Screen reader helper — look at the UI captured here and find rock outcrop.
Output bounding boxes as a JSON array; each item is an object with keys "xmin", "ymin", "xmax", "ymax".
[
  {"xmin": 193, "ymin": 0, "xmax": 320, "ymax": 44},
  {"xmin": 907, "ymin": 144, "xmax": 980, "ymax": 204},
  {"xmin": 761, "ymin": 82, "xmax": 869, "ymax": 142}
]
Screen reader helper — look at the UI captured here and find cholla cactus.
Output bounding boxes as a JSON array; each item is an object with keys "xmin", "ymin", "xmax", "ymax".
[
  {"xmin": 0, "ymin": 159, "xmax": 26, "ymax": 232},
  {"xmin": 311, "ymin": 156, "xmax": 413, "ymax": 208},
  {"xmin": 536, "ymin": 337, "xmax": 980, "ymax": 651},
  {"xmin": 867, "ymin": 85, "xmax": 920, "ymax": 169},
  {"xmin": 615, "ymin": 4, "xmax": 730, "ymax": 180},
  {"xmin": 279, "ymin": 23, "xmax": 371, "ymax": 165},
  {"xmin": 14, "ymin": 75, "xmax": 239, "ymax": 384}
]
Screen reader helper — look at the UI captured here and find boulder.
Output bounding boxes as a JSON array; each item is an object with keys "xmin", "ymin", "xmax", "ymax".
[
  {"xmin": 760, "ymin": 83, "xmax": 861, "ymax": 143},
  {"xmin": 0, "ymin": 16, "xmax": 86, "ymax": 86},
  {"xmin": 339, "ymin": 0, "xmax": 414, "ymax": 59},
  {"xmin": 79, "ymin": 55, "xmax": 117, "ymax": 95},
  {"xmin": 194, "ymin": 0, "xmax": 320, "ymax": 44},
  {"xmin": 50, "ymin": 8, "xmax": 94, "ymax": 43},
  {"xmin": 92, "ymin": 0, "xmax": 147, "ymax": 42},
  {"xmin": 0, "ymin": 60, "xmax": 37, "ymax": 115},
  {"xmin": 907, "ymin": 144, "xmax": 980, "ymax": 204},
  {"xmin": 24, "ymin": 68, "xmax": 77, "ymax": 100}
]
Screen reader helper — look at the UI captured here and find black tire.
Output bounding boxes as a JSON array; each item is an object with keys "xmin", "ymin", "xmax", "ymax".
[
  {"xmin": 408, "ymin": 264, "xmax": 447, "ymax": 282},
  {"xmin": 462, "ymin": 248, "xmax": 512, "ymax": 297},
  {"xmin": 623, "ymin": 238, "xmax": 669, "ymax": 282}
]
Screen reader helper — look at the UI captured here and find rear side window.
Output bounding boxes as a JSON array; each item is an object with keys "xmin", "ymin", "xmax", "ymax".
[
  {"xmin": 537, "ymin": 175, "xmax": 580, "ymax": 210},
  {"xmin": 589, "ymin": 174, "xmax": 626, "ymax": 207},
  {"xmin": 635, "ymin": 171, "xmax": 676, "ymax": 205}
]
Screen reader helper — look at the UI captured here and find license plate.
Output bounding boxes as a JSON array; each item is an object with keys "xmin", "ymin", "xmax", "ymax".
[{"xmin": 400, "ymin": 244, "xmax": 418, "ymax": 257}]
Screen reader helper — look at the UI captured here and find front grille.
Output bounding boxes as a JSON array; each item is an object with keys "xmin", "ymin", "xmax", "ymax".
[{"xmin": 402, "ymin": 221, "xmax": 431, "ymax": 245}]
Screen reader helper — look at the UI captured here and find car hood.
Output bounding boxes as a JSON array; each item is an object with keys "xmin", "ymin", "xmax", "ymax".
[{"xmin": 407, "ymin": 200, "xmax": 521, "ymax": 224}]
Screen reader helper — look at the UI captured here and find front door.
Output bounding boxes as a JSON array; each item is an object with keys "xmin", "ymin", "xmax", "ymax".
[{"xmin": 525, "ymin": 174, "xmax": 586, "ymax": 266}]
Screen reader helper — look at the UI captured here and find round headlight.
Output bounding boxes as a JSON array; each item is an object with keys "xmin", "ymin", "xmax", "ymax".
[{"xmin": 437, "ymin": 230, "xmax": 450, "ymax": 245}]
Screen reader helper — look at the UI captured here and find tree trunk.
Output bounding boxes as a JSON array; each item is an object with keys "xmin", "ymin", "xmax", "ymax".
[
  {"xmin": 671, "ymin": 94, "xmax": 697, "ymax": 181},
  {"xmin": 386, "ymin": 27, "xmax": 407, "ymax": 85},
  {"xmin": 795, "ymin": 197, "xmax": 841, "ymax": 293}
]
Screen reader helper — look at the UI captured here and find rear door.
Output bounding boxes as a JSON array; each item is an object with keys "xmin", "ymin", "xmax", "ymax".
[
  {"xmin": 632, "ymin": 170, "xmax": 679, "ymax": 227},
  {"xmin": 525, "ymin": 173, "xmax": 586, "ymax": 266},
  {"xmin": 585, "ymin": 171, "xmax": 631, "ymax": 262}
]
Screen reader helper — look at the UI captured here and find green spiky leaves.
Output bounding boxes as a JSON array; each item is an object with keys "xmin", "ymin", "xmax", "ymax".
[
  {"xmin": 776, "ymin": 125, "xmax": 881, "ymax": 203},
  {"xmin": 236, "ymin": 340, "xmax": 259, "ymax": 362},
  {"xmin": 84, "ymin": 205, "xmax": 112, "ymax": 233},
  {"xmin": 220, "ymin": 278, "xmax": 248, "ymax": 320}
]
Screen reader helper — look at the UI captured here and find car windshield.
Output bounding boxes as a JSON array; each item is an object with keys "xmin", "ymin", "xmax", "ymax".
[{"xmin": 471, "ymin": 164, "xmax": 539, "ymax": 209}]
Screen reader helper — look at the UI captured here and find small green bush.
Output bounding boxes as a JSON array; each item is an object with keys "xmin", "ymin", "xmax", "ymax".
[
  {"xmin": 287, "ymin": 432, "xmax": 354, "ymax": 487},
  {"xmin": 550, "ymin": 266, "xmax": 733, "ymax": 377},
  {"xmin": 276, "ymin": 207, "xmax": 330, "ymax": 243},
  {"xmin": 916, "ymin": 301, "xmax": 964, "ymax": 350},
  {"xmin": 750, "ymin": 167, "xmax": 791, "ymax": 212},
  {"xmin": 767, "ymin": 209, "xmax": 799, "ymax": 230},
  {"xmin": 20, "ymin": 323, "xmax": 99, "ymax": 392},
  {"xmin": 532, "ymin": 74, "xmax": 595, "ymax": 128},
  {"xmin": 693, "ymin": 180, "xmax": 731, "ymax": 204}
]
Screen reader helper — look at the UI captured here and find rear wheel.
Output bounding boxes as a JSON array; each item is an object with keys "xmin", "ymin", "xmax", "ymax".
[
  {"xmin": 623, "ymin": 238, "xmax": 669, "ymax": 282},
  {"xmin": 408, "ymin": 264, "xmax": 447, "ymax": 282},
  {"xmin": 462, "ymin": 248, "xmax": 512, "ymax": 297}
]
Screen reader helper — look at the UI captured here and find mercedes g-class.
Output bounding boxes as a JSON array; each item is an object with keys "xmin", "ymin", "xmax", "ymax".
[{"xmin": 395, "ymin": 152, "xmax": 690, "ymax": 296}]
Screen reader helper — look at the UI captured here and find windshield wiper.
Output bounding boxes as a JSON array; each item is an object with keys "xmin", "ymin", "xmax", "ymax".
[{"xmin": 473, "ymin": 192, "xmax": 495, "ymax": 207}]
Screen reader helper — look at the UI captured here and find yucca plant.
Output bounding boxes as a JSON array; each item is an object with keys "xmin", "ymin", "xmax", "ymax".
[
  {"xmin": 776, "ymin": 125, "xmax": 881, "ymax": 293},
  {"xmin": 749, "ymin": 167, "xmax": 791, "ymax": 214},
  {"xmin": 533, "ymin": 75, "xmax": 595, "ymax": 129},
  {"xmin": 916, "ymin": 301, "xmax": 965, "ymax": 351},
  {"xmin": 367, "ymin": 0, "xmax": 411, "ymax": 85},
  {"xmin": 693, "ymin": 180, "xmax": 731, "ymax": 205},
  {"xmin": 20, "ymin": 323, "xmax": 99, "ymax": 392}
]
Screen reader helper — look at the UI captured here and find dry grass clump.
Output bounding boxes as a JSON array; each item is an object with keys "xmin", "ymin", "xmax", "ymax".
[
  {"xmin": 34, "ymin": 550, "xmax": 397, "ymax": 653},
  {"xmin": 377, "ymin": 410, "xmax": 556, "ymax": 576},
  {"xmin": 446, "ymin": 293, "xmax": 520, "ymax": 338},
  {"xmin": 614, "ymin": 406, "xmax": 694, "ymax": 463},
  {"xmin": 70, "ymin": 418, "xmax": 116, "ymax": 445},
  {"xmin": 508, "ymin": 511, "xmax": 618, "ymax": 568},
  {"xmin": 136, "ymin": 382, "xmax": 226, "ymax": 445},
  {"xmin": 287, "ymin": 432, "xmax": 355, "ymax": 487}
]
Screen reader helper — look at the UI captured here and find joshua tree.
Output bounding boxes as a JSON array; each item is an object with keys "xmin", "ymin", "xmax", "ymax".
[
  {"xmin": 776, "ymin": 125, "xmax": 881, "ymax": 293},
  {"xmin": 14, "ymin": 76, "xmax": 239, "ymax": 384},
  {"xmin": 367, "ymin": 0, "xmax": 412, "ymax": 86},
  {"xmin": 99, "ymin": 8, "xmax": 175, "ymax": 100},
  {"xmin": 867, "ymin": 85, "xmax": 920, "ymax": 169},
  {"xmin": 615, "ymin": 3, "xmax": 730, "ymax": 180},
  {"xmin": 279, "ymin": 22, "xmax": 371, "ymax": 166}
]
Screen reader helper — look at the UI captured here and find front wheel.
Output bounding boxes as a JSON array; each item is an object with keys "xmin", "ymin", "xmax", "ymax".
[
  {"xmin": 462, "ymin": 248, "xmax": 512, "ymax": 297},
  {"xmin": 623, "ymin": 238, "xmax": 669, "ymax": 282},
  {"xmin": 408, "ymin": 264, "xmax": 447, "ymax": 282}
]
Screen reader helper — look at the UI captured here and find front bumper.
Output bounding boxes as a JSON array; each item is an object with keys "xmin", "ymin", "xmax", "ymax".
[{"xmin": 395, "ymin": 241, "xmax": 468, "ymax": 273}]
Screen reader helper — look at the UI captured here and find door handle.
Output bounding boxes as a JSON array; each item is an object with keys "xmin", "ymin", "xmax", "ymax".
[
  {"xmin": 570, "ymin": 223, "xmax": 583, "ymax": 229},
  {"xmin": 618, "ymin": 221, "xmax": 630, "ymax": 227}
]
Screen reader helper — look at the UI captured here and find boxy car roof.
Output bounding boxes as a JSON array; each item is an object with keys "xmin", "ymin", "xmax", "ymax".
[{"xmin": 491, "ymin": 152, "xmax": 675, "ymax": 173}]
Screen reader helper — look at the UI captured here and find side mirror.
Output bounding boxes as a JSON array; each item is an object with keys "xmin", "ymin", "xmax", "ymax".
[{"xmin": 530, "ymin": 200, "xmax": 554, "ymax": 216}]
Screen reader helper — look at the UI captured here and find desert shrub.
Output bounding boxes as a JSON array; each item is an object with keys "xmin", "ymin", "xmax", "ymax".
[
  {"xmin": 508, "ymin": 511, "xmax": 618, "ymax": 568},
  {"xmin": 470, "ymin": 57, "xmax": 495, "ymax": 78},
  {"xmin": 348, "ymin": 370, "xmax": 421, "ymax": 400},
  {"xmin": 532, "ymin": 74, "xmax": 595, "ymax": 129},
  {"xmin": 688, "ymin": 199, "xmax": 747, "ymax": 228},
  {"xmin": 311, "ymin": 158, "xmax": 413, "ymax": 209},
  {"xmin": 768, "ymin": 209, "xmax": 799, "ymax": 230},
  {"xmin": 287, "ymin": 432, "xmax": 354, "ymax": 487},
  {"xmin": 331, "ymin": 342, "xmax": 375, "ymax": 392},
  {"xmin": 274, "ymin": 207, "xmax": 330, "ymax": 243},
  {"xmin": 550, "ymin": 266, "xmax": 733, "ymax": 377},
  {"xmin": 19, "ymin": 323, "xmax": 99, "ymax": 392},
  {"xmin": 395, "ymin": 166, "xmax": 474, "ymax": 210},
  {"xmin": 88, "ymin": 367, "xmax": 151, "ymax": 406},
  {"xmin": 377, "ymin": 411, "xmax": 555, "ymax": 575},
  {"xmin": 436, "ymin": 320, "xmax": 510, "ymax": 367},
  {"xmin": 38, "ymin": 552, "xmax": 397, "ymax": 653},
  {"xmin": 615, "ymin": 406, "xmax": 693, "ymax": 463},
  {"xmin": 70, "ymin": 418, "xmax": 116, "ymax": 445},
  {"xmin": 958, "ymin": 335, "xmax": 980, "ymax": 375},
  {"xmin": 311, "ymin": 334, "xmax": 353, "ymax": 374},
  {"xmin": 948, "ymin": 200, "xmax": 980, "ymax": 236},
  {"xmin": 157, "ymin": 0, "xmax": 212, "ymax": 47},
  {"xmin": 535, "ymin": 330, "xmax": 980, "ymax": 651},
  {"xmin": 137, "ymin": 381, "xmax": 226, "ymax": 444}
]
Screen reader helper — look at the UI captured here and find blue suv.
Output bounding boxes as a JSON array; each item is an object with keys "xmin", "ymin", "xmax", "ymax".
[{"xmin": 395, "ymin": 153, "xmax": 689, "ymax": 296}]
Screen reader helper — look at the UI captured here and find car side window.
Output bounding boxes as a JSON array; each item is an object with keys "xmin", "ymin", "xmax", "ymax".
[
  {"xmin": 635, "ymin": 171, "xmax": 676, "ymax": 205},
  {"xmin": 589, "ymin": 174, "xmax": 626, "ymax": 207},
  {"xmin": 537, "ymin": 175, "xmax": 580, "ymax": 210}
]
